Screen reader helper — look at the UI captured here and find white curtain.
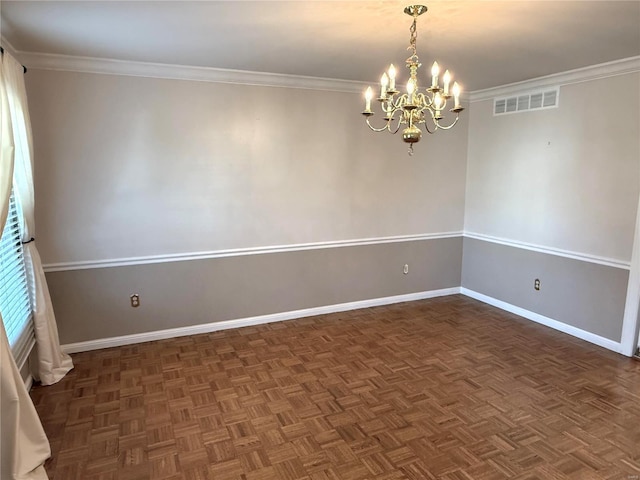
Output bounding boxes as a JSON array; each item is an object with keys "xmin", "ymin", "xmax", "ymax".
[
  {"xmin": 0, "ymin": 52, "xmax": 50, "ymax": 480},
  {"xmin": 3, "ymin": 53, "xmax": 73, "ymax": 385}
]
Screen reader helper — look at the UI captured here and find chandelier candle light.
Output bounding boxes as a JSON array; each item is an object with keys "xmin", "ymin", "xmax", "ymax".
[{"xmin": 362, "ymin": 5, "xmax": 464, "ymax": 155}]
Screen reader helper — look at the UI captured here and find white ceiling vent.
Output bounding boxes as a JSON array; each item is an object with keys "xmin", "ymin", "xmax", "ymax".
[{"xmin": 494, "ymin": 87, "xmax": 559, "ymax": 116}]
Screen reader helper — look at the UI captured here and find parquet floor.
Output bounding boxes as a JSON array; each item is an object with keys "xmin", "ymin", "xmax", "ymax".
[{"xmin": 30, "ymin": 295, "xmax": 640, "ymax": 480}]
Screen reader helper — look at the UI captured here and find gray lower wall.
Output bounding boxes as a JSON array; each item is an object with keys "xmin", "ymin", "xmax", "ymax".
[
  {"xmin": 461, "ymin": 237, "xmax": 628, "ymax": 341},
  {"xmin": 46, "ymin": 237, "xmax": 462, "ymax": 345}
]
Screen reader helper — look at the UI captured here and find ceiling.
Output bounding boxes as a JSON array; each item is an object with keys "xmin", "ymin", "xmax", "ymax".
[{"xmin": 1, "ymin": 1, "xmax": 639, "ymax": 92}]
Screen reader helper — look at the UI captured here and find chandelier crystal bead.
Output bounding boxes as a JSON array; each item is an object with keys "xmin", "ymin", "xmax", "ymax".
[{"xmin": 362, "ymin": 4, "xmax": 464, "ymax": 155}]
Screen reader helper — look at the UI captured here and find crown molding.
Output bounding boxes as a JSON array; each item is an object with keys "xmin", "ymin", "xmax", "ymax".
[
  {"xmin": 0, "ymin": 36, "xmax": 21, "ymax": 61},
  {"xmin": 469, "ymin": 56, "xmax": 640, "ymax": 102},
  {"xmin": 18, "ymin": 51, "xmax": 368, "ymax": 94},
  {"xmin": 15, "ymin": 49, "xmax": 639, "ymax": 99}
]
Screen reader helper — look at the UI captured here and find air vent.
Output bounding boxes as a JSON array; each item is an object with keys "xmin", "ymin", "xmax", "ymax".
[{"xmin": 494, "ymin": 87, "xmax": 559, "ymax": 115}]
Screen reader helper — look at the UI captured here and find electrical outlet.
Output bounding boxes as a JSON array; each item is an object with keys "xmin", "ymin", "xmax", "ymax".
[
  {"xmin": 130, "ymin": 294, "xmax": 140, "ymax": 307},
  {"xmin": 403, "ymin": 264, "xmax": 409, "ymax": 275},
  {"xmin": 534, "ymin": 279, "xmax": 541, "ymax": 291}
]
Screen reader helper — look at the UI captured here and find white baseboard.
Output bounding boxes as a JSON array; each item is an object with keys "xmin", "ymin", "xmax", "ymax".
[
  {"xmin": 62, "ymin": 287, "xmax": 461, "ymax": 353},
  {"xmin": 460, "ymin": 288, "xmax": 623, "ymax": 354},
  {"xmin": 24, "ymin": 374, "xmax": 33, "ymax": 392},
  {"xmin": 61, "ymin": 286, "xmax": 624, "ymax": 356}
]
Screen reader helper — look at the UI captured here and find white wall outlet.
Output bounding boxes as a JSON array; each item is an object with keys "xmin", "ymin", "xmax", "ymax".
[
  {"xmin": 403, "ymin": 264, "xmax": 409, "ymax": 275},
  {"xmin": 130, "ymin": 294, "xmax": 140, "ymax": 307}
]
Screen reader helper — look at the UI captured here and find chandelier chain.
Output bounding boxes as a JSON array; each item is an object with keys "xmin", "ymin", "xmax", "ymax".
[{"xmin": 407, "ymin": 16, "xmax": 418, "ymax": 64}]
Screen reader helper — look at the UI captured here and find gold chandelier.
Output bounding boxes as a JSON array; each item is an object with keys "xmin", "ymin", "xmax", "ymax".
[{"xmin": 362, "ymin": 5, "xmax": 464, "ymax": 155}]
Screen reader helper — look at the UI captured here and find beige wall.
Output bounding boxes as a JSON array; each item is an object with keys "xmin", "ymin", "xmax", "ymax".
[
  {"xmin": 462, "ymin": 72, "xmax": 640, "ymax": 342},
  {"xmin": 27, "ymin": 70, "xmax": 469, "ymax": 265},
  {"xmin": 25, "ymin": 69, "xmax": 469, "ymax": 344},
  {"xmin": 25, "ymin": 66, "xmax": 640, "ymax": 348},
  {"xmin": 465, "ymin": 73, "xmax": 640, "ymax": 262}
]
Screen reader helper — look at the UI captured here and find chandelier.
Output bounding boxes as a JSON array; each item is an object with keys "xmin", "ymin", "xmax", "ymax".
[{"xmin": 362, "ymin": 5, "xmax": 464, "ymax": 155}]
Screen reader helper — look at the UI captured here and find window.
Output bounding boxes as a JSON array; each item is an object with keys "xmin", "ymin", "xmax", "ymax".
[{"xmin": 0, "ymin": 190, "xmax": 34, "ymax": 368}]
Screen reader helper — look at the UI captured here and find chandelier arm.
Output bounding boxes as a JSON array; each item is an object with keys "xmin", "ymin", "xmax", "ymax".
[
  {"xmin": 425, "ymin": 94, "xmax": 435, "ymax": 109},
  {"xmin": 422, "ymin": 119, "xmax": 436, "ymax": 134},
  {"xmin": 433, "ymin": 115, "xmax": 461, "ymax": 130},
  {"xmin": 426, "ymin": 107, "xmax": 438, "ymax": 123},
  {"xmin": 389, "ymin": 114, "xmax": 403, "ymax": 134},
  {"xmin": 381, "ymin": 103, "xmax": 392, "ymax": 118},
  {"xmin": 366, "ymin": 117, "xmax": 395, "ymax": 133},
  {"xmin": 392, "ymin": 96, "xmax": 405, "ymax": 111},
  {"xmin": 415, "ymin": 92, "xmax": 427, "ymax": 108},
  {"xmin": 381, "ymin": 97, "xmax": 400, "ymax": 118}
]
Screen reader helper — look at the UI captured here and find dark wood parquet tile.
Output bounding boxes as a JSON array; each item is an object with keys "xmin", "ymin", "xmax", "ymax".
[{"xmin": 30, "ymin": 295, "xmax": 640, "ymax": 480}]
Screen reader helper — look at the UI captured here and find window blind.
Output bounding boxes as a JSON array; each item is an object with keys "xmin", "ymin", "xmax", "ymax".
[{"xmin": 0, "ymin": 191, "xmax": 34, "ymax": 368}]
